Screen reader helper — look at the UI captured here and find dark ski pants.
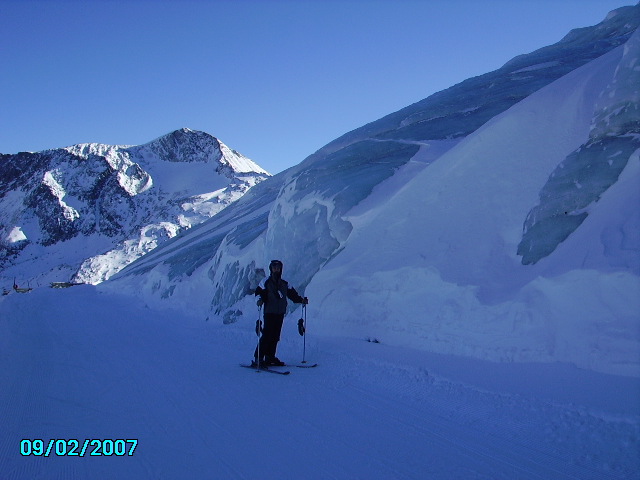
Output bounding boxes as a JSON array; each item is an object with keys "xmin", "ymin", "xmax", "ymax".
[{"xmin": 255, "ymin": 313, "xmax": 284, "ymax": 360}]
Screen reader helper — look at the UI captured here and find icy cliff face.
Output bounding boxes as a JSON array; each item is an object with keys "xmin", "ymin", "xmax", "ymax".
[
  {"xmin": 519, "ymin": 28, "xmax": 640, "ymax": 267},
  {"xmin": 306, "ymin": 34, "xmax": 639, "ymax": 376},
  {"xmin": 107, "ymin": 7, "xmax": 639, "ymax": 376},
  {"xmin": 0, "ymin": 128, "xmax": 269, "ymax": 285}
]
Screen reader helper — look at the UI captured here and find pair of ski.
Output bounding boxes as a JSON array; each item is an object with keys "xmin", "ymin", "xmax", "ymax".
[
  {"xmin": 243, "ymin": 303, "xmax": 316, "ymax": 375},
  {"xmin": 240, "ymin": 362, "xmax": 318, "ymax": 375}
]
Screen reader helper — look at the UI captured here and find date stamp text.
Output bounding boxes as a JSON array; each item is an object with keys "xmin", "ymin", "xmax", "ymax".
[{"xmin": 21, "ymin": 439, "xmax": 138, "ymax": 457}]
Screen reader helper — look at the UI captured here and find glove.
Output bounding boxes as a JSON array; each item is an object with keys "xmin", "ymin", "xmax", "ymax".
[
  {"xmin": 297, "ymin": 318, "xmax": 305, "ymax": 336},
  {"xmin": 302, "ymin": 297, "xmax": 309, "ymax": 305},
  {"xmin": 256, "ymin": 298, "xmax": 264, "ymax": 307}
]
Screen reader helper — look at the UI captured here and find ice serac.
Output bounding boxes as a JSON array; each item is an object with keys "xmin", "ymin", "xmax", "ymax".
[
  {"xmin": 519, "ymin": 28, "xmax": 640, "ymax": 266},
  {"xmin": 265, "ymin": 140, "xmax": 420, "ymax": 288},
  {"xmin": 107, "ymin": 7, "xmax": 639, "ymax": 376},
  {"xmin": 0, "ymin": 128, "xmax": 269, "ymax": 286}
]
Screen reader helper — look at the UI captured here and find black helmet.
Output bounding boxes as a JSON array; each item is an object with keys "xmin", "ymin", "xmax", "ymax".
[{"xmin": 269, "ymin": 260, "xmax": 283, "ymax": 273}]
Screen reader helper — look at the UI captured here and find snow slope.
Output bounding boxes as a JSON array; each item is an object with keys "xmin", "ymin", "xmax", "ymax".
[
  {"xmin": 307, "ymin": 32, "xmax": 640, "ymax": 377},
  {"xmin": 107, "ymin": 8, "xmax": 640, "ymax": 377},
  {"xmin": 1, "ymin": 286, "xmax": 638, "ymax": 479}
]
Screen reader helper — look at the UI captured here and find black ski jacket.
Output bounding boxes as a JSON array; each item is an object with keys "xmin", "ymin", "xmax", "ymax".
[{"xmin": 255, "ymin": 276, "xmax": 305, "ymax": 315}]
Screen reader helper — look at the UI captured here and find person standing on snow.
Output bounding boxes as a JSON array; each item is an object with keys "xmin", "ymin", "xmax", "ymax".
[{"xmin": 253, "ymin": 260, "xmax": 308, "ymax": 367}]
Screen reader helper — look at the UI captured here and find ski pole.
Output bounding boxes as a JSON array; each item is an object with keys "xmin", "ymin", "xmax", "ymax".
[
  {"xmin": 303, "ymin": 304, "xmax": 307, "ymax": 363},
  {"xmin": 297, "ymin": 304, "xmax": 308, "ymax": 364},
  {"xmin": 255, "ymin": 304, "xmax": 262, "ymax": 371}
]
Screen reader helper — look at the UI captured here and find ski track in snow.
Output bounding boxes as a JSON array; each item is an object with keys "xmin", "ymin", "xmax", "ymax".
[{"xmin": 0, "ymin": 287, "xmax": 638, "ymax": 479}]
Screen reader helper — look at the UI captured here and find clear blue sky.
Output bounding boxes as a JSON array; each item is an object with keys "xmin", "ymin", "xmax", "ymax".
[{"xmin": 1, "ymin": 0, "xmax": 635, "ymax": 174}]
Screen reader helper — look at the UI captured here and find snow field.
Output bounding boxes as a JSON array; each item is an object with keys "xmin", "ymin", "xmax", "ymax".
[{"xmin": 1, "ymin": 286, "xmax": 638, "ymax": 479}]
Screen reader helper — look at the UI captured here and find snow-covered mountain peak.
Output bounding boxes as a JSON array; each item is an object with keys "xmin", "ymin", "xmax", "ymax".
[
  {"xmin": 0, "ymin": 129, "xmax": 270, "ymax": 286},
  {"xmin": 130, "ymin": 128, "xmax": 268, "ymax": 174}
]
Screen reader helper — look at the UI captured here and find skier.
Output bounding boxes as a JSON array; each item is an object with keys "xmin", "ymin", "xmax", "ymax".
[{"xmin": 253, "ymin": 260, "xmax": 308, "ymax": 367}]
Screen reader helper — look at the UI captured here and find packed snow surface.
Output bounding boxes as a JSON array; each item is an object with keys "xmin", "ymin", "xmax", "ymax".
[{"xmin": 0, "ymin": 287, "xmax": 638, "ymax": 479}]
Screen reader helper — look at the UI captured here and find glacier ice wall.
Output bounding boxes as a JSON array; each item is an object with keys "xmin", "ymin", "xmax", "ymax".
[
  {"xmin": 265, "ymin": 140, "xmax": 420, "ymax": 290},
  {"xmin": 519, "ymin": 28, "xmax": 640, "ymax": 265},
  {"xmin": 304, "ymin": 40, "xmax": 640, "ymax": 377}
]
